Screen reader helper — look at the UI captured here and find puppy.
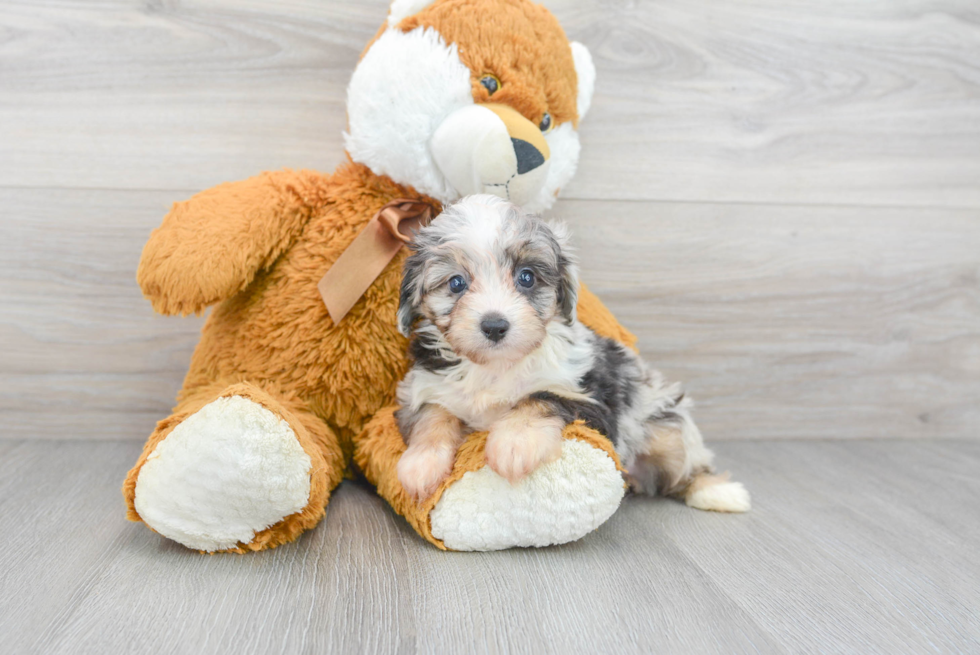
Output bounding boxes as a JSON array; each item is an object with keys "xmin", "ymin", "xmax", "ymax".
[{"xmin": 394, "ymin": 195, "xmax": 750, "ymax": 513}]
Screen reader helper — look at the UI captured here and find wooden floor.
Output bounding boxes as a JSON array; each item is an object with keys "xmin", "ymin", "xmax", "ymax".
[{"xmin": 0, "ymin": 438, "xmax": 977, "ymax": 654}]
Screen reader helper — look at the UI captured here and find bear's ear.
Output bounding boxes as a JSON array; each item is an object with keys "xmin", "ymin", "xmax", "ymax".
[
  {"xmin": 388, "ymin": 0, "xmax": 437, "ymax": 26},
  {"xmin": 570, "ymin": 42, "xmax": 596, "ymax": 120}
]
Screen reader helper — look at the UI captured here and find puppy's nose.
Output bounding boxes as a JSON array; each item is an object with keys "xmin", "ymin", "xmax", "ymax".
[
  {"xmin": 480, "ymin": 315, "xmax": 510, "ymax": 343},
  {"xmin": 511, "ymin": 138, "xmax": 545, "ymax": 175}
]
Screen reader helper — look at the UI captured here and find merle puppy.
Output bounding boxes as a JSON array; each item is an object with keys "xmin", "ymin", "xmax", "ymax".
[{"xmin": 394, "ymin": 195, "xmax": 749, "ymax": 513}]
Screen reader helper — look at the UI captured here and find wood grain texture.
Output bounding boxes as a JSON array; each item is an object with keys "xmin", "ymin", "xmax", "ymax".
[
  {"xmin": 553, "ymin": 0, "xmax": 980, "ymax": 208},
  {"xmin": 1, "ymin": 438, "xmax": 978, "ymax": 654},
  {"xmin": 0, "ymin": 188, "xmax": 202, "ymax": 440},
  {"xmin": 1, "ymin": 0, "xmax": 978, "ymax": 207},
  {"xmin": 558, "ymin": 199, "xmax": 980, "ymax": 440}
]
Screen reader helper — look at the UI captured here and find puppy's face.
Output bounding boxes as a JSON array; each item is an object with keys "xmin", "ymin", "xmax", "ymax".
[{"xmin": 399, "ymin": 195, "xmax": 578, "ymax": 365}]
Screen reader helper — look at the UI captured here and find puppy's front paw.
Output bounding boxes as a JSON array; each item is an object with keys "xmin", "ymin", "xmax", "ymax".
[
  {"xmin": 397, "ymin": 445, "xmax": 456, "ymax": 502},
  {"xmin": 485, "ymin": 424, "xmax": 563, "ymax": 483}
]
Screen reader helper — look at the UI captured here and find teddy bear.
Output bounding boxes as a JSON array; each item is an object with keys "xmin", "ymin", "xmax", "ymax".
[{"xmin": 123, "ymin": 0, "xmax": 639, "ymax": 553}]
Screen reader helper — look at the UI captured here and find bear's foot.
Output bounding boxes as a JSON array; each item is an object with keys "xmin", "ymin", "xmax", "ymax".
[
  {"xmin": 430, "ymin": 438, "xmax": 624, "ymax": 551},
  {"xmin": 134, "ymin": 395, "xmax": 313, "ymax": 552},
  {"xmin": 356, "ymin": 408, "xmax": 626, "ymax": 551}
]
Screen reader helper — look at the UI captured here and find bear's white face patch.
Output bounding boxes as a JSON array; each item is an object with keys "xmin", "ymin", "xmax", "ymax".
[
  {"xmin": 345, "ymin": 24, "xmax": 589, "ymax": 212},
  {"xmin": 528, "ymin": 122, "xmax": 581, "ymax": 212},
  {"xmin": 345, "ymin": 27, "xmax": 473, "ymax": 202}
]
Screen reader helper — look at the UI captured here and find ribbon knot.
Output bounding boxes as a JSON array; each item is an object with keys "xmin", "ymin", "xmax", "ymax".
[{"xmin": 317, "ymin": 198, "xmax": 436, "ymax": 324}]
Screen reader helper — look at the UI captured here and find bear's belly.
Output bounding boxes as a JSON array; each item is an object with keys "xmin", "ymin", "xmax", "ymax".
[{"xmin": 187, "ymin": 216, "xmax": 413, "ymax": 433}]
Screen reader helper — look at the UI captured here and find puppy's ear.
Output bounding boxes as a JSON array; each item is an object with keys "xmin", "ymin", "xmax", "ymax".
[
  {"xmin": 397, "ymin": 251, "xmax": 425, "ymax": 337},
  {"xmin": 548, "ymin": 220, "xmax": 580, "ymax": 324},
  {"xmin": 557, "ymin": 256, "xmax": 579, "ymax": 324}
]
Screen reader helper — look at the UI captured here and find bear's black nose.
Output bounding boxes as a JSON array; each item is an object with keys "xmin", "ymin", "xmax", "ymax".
[
  {"xmin": 480, "ymin": 315, "xmax": 510, "ymax": 343},
  {"xmin": 511, "ymin": 138, "xmax": 546, "ymax": 175}
]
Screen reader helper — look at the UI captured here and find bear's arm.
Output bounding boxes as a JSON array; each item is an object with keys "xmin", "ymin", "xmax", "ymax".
[
  {"xmin": 137, "ymin": 169, "xmax": 330, "ymax": 315},
  {"xmin": 576, "ymin": 283, "xmax": 638, "ymax": 352}
]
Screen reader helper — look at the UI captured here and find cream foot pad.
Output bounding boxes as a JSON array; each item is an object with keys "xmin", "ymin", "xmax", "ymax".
[
  {"xmin": 134, "ymin": 396, "xmax": 312, "ymax": 551},
  {"xmin": 430, "ymin": 439, "xmax": 625, "ymax": 551}
]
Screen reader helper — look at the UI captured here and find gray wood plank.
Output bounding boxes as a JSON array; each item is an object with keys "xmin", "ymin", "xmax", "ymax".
[
  {"xmin": 0, "ymin": 187, "xmax": 201, "ymax": 440},
  {"xmin": 559, "ymin": 199, "xmax": 980, "ymax": 440},
  {"xmin": 1, "ymin": 439, "xmax": 978, "ymax": 654},
  {"xmin": 399, "ymin": 508, "xmax": 783, "ymax": 654},
  {"xmin": 663, "ymin": 440, "xmax": 980, "ymax": 654},
  {"xmin": 1, "ymin": 0, "xmax": 978, "ymax": 208},
  {"xmin": 0, "ymin": 0, "xmax": 370, "ymax": 192},
  {"xmin": 555, "ymin": 0, "xmax": 980, "ymax": 208},
  {"xmin": 0, "ymin": 440, "xmax": 147, "ymax": 655},
  {"xmin": 37, "ymin": 483, "xmax": 419, "ymax": 655},
  {"xmin": 0, "ymin": 440, "xmax": 417, "ymax": 655}
]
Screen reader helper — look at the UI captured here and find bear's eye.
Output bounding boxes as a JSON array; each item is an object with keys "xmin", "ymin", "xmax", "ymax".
[
  {"xmin": 448, "ymin": 275, "xmax": 467, "ymax": 294},
  {"xmin": 517, "ymin": 269, "xmax": 535, "ymax": 289},
  {"xmin": 539, "ymin": 112, "xmax": 552, "ymax": 133},
  {"xmin": 480, "ymin": 75, "xmax": 500, "ymax": 96}
]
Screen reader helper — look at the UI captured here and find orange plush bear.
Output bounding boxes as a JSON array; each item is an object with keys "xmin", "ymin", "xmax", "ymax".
[{"xmin": 124, "ymin": 0, "xmax": 636, "ymax": 552}]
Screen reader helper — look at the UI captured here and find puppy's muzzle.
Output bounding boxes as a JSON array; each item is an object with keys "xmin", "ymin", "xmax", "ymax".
[{"xmin": 480, "ymin": 314, "xmax": 510, "ymax": 343}]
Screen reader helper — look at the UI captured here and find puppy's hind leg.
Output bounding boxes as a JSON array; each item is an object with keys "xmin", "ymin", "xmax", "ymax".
[{"xmin": 627, "ymin": 410, "xmax": 750, "ymax": 513}]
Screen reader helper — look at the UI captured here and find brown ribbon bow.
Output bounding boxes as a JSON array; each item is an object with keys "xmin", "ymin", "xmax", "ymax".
[{"xmin": 317, "ymin": 198, "xmax": 436, "ymax": 323}]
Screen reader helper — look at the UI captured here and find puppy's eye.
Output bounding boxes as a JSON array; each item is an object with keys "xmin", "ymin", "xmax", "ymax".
[
  {"xmin": 480, "ymin": 75, "xmax": 500, "ymax": 96},
  {"xmin": 448, "ymin": 275, "xmax": 467, "ymax": 293},
  {"xmin": 539, "ymin": 112, "xmax": 552, "ymax": 132},
  {"xmin": 517, "ymin": 269, "xmax": 535, "ymax": 288}
]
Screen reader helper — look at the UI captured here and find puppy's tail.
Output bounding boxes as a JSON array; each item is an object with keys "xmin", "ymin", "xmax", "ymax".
[{"xmin": 681, "ymin": 472, "xmax": 751, "ymax": 513}]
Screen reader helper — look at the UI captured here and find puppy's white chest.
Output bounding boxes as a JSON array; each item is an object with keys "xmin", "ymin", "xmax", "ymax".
[
  {"xmin": 403, "ymin": 321, "xmax": 596, "ymax": 432},
  {"xmin": 437, "ymin": 372, "xmax": 531, "ymax": 431}
]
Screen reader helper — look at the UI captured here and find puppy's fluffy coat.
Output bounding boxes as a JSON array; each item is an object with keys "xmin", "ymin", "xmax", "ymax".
[{"xmin": 395, "ymin": 195, "xmax": 749, "ymax": 513}]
